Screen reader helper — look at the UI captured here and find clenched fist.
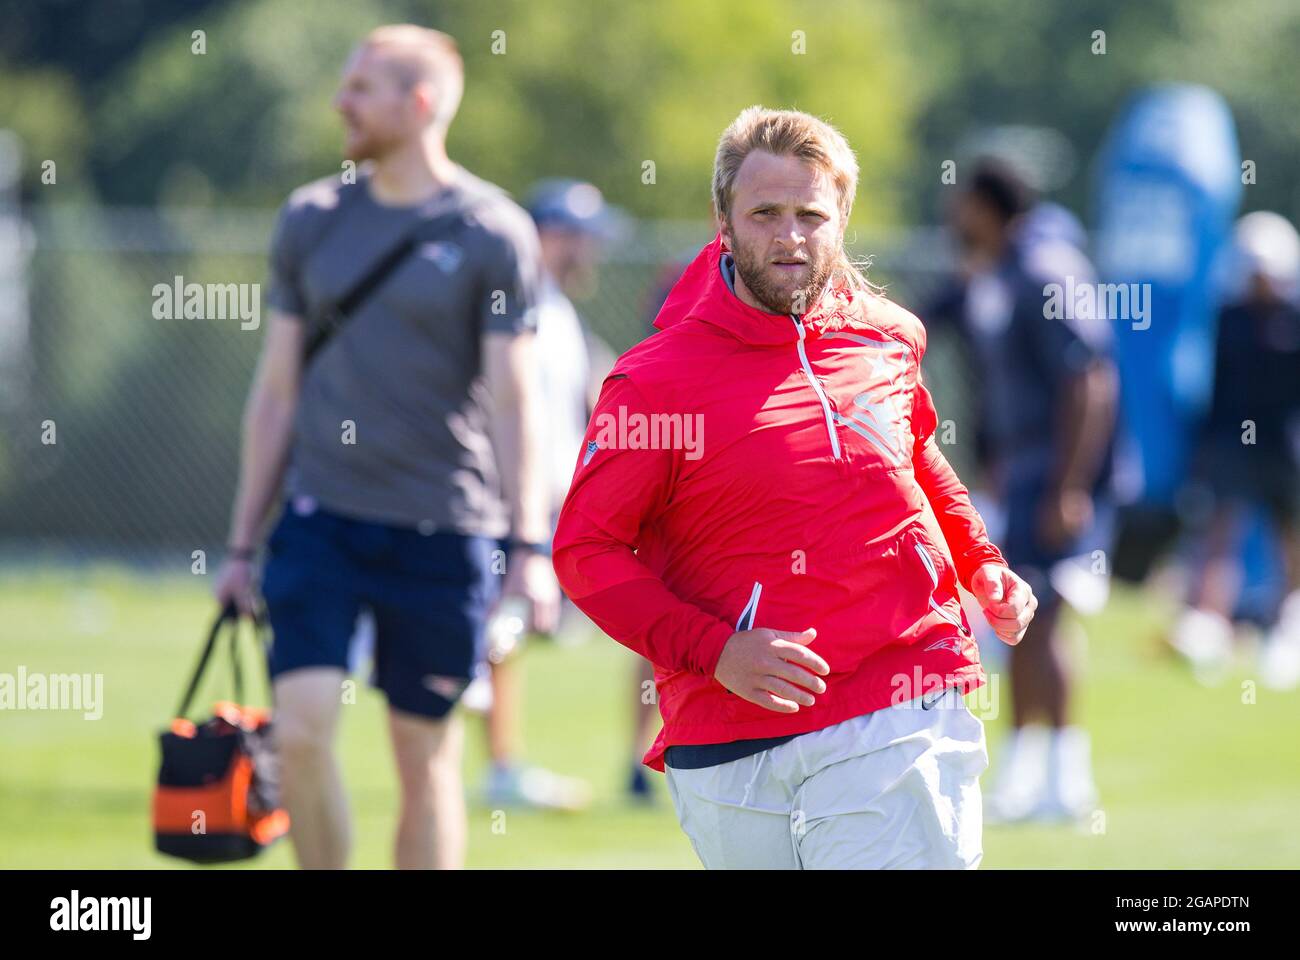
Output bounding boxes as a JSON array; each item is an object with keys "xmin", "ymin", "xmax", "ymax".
[
  {"xmin": 969, "ymin": 563, "xmax": 1037, "ymax": 645},
  {"xmin": 713, "ymin": 627, "xmax": 830, "ymax": 713}
]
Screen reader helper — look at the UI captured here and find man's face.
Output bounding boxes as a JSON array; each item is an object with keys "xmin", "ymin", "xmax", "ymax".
[
  {"xmin": 950, "ymin": 193, "xmax": 1004, "ymax": 270},
  {"xmin": 332, "ymin": 46, "xmax": 423, "ymax": 162},
  {"xmin": 1247, "ymin": 269, "xmax": 1286, "ymax": 306},
  {"xmin": 540, "ymin": 228, "xmax": 600, "ymax": 299},
  {"xmin": 720, "ymin": 151, "xmax": 842, "ymax": 315}
]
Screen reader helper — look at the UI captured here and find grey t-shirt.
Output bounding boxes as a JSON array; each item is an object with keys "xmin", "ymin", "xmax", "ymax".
[{"xmin": 265, "ymin": 166, "xmax": 541, "ymax": 536}]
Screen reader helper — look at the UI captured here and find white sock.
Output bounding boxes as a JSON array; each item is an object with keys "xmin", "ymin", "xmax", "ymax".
[
  {"xmin": 990, "ymin": 724, "xmax": 1050, "ymax": 816},
  {"xmin": 1046, "ymin": 725, "xmax": 1097, "ymax": 813},
  {"xmin": 1276, "ymin": 590, "xmax": 1300, "ymax": 633},
  {"xmin": 1262, "ymin": 594, "xmax": 1300, "ymax": 689},
  {"xmin": 1171, "ymin": 607, "xmax": 1233, "ymax": 667}
]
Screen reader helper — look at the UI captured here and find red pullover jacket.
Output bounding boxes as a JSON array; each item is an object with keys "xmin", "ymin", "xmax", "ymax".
[{"xmin": 552, "ymin": 234, "xmax": 1007, "ymax": 771}]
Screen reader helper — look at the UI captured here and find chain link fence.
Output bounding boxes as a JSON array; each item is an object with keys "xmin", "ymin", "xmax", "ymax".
[{"xmin": 0, "ymin": 206, "xmax": 976, "ymax": 563}]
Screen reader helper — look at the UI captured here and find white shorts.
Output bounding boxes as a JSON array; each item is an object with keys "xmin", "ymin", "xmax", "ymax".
[{"xmin": 663, "ymin": 687, "xmax": 988, "ymax": 869}]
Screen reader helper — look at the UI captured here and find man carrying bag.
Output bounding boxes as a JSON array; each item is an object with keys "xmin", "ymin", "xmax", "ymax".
[{"xmin": 212, "ymin": 25, "xmax": 557, "ymax": 870}]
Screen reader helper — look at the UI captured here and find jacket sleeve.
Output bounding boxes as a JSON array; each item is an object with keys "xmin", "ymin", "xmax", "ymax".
[
  {"xmin": 910, "ymin": 371, "xmax": 1008, "ymax": 592},
  {"xmin": 551, "ymin": 374, "xmax": 735, "ymax": 676}
]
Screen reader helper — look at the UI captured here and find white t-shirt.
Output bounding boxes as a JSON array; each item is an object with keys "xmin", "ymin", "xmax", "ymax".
[{"xmin": 534, "ymin": 275, "xmax": 591, "ymax": 511}]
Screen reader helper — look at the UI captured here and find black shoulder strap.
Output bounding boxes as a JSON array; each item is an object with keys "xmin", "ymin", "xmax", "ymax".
[{"xmin": 301, "ymin": 192, "xmax": 469, "ymax": 368}]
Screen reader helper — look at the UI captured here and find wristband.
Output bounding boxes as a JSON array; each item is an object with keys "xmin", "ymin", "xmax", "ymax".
[{"xmin": 227, "ymin": 546, "xmax": 256, "ymax": 562}]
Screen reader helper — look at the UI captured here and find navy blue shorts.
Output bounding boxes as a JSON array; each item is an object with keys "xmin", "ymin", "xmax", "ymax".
[{"xmin": 260, "ymin": 499, "xmax": 499, "ymax": 719}]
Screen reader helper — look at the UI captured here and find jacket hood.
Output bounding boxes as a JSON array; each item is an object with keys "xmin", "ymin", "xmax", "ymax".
[{"xmin": 651, "ymin": 231, "xmax": 867, "ymax": 346}]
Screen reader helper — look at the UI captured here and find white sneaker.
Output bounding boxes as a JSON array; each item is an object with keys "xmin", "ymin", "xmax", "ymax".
[
  {"xmin": 483, "ymin": 765, "xmax": 592, "ymax": 812},
  {"xmin": 459, "ymin": 665, "xmax": 493, "ymax": 714},
  {"xmin": 984, "ymin": 725, "xmax": 1050, "ymax": 824},
  {"xmin": 1260, "ymin": 591, "xmax": 1300, "ymax": 691},
  {"xmin": 1168, "ymin": 607, "xmax": 1234, "ymax": 684},
  {"xmin": 1036, "ymin": 726, "xmax": 1099, "ymax": 822}
]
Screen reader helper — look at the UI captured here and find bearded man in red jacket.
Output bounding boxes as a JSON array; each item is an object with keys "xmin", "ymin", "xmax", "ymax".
[{"xmin": 552, "ymin": 106, "xmax": 1037, "ymax": 869}]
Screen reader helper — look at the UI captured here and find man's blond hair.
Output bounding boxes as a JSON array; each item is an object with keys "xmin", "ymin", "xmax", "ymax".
[
  {"xmin": 363, "ymin": 25, "xmax": 464, "ymax": 130},
  {"xmin": 713, "ymin": 106, "xmax": 878, "ymax": 294}
]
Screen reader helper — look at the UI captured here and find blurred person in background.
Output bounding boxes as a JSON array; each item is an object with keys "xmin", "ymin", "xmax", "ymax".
[
  {"xmin": 212, "ymin": 25, "xmax": 559, "ymax": 869},
  {"xmin": 1172, "ymin": 211, "xmax": 1300, "ymax": 689},
  {"xmin": 464, "ymin": 179, "xmax": 619, "ymax": 811},
  {"xmin": 931, "ymin": 158, "xmax": 1119, "ymax": 823}
]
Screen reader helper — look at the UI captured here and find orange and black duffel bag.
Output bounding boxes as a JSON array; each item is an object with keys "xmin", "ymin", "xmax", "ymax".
[{"xmin": 152, "ymin": 605, "xmax": 289, "ymax": 863}]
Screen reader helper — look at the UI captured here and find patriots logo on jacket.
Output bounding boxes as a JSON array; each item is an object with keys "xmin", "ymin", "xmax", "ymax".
[
  {"xmin": 923, "ymin": 636, "xmax": 965, "ymax": 656},
  {"xmin": 419, "ymin": 241, "xmax": 464, "ymax": 273},
  {"xmin": 824, "ymin": 339, "xmax": 910, "ymax": 465}
]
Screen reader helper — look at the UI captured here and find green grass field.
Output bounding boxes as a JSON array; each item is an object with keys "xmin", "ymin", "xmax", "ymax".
[{"xmin": 2, "ymin": 567, "xmax": 1297, "ymax": 869}]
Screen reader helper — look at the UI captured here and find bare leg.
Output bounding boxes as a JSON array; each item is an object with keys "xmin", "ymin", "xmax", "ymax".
[
  {"xmin": 1277, "ymin": 518, "xmax": 1300, "ymax": 596},
  {"xmin": 389, "ymin": 708, "xmax": 465, "ymax": 870},
  {"xmin": 1010, "ymin": 590, "xmax": 1069, "ymax": 728},
  {"xmin": 1188, "ymin": 503, "xmax": 1243, "ymax": 618},
  {"xmin": 474, "ymin": 638, "xmax": 590, "ymax": 810},
  {"xmin": 487, "ymin": 653, "xmax": 521, "ymax": 768},
  {"xmin": 274, "ymin": 667, "xmax": 351, "ymax": 869}
]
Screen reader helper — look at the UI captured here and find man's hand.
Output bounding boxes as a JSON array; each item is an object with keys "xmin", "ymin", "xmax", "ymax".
[
  {"xmin": 713, "ymin": 627, "xmax": 829, "ymax": 713},
  {"xmin": 499, "ymin": 551, "xmax": 561, "ymax": 635},
  {"xmin": 213, "ymin": 557, "xmax": 258, "ymax": 617},
  {"xmin": 969, "ymin": 563, "xmax": 1037, "ymax": 645}
]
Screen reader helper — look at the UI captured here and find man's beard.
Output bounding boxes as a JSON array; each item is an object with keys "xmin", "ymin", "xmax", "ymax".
[
  {"xmin": 343, "ymin": 124, "xmax": 401, "ymax": 163},
  {"xmin": 730, "ymin": 233, "xmax": 835, "ymax": 316}
]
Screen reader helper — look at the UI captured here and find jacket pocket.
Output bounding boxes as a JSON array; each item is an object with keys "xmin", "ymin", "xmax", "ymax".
[
  {"xmin": 907, "ymin": 526, "xmax": 971, "ymax": 636},
  {"xmin": 723, "ymin": 581, "xmax": 763, "ymax": 701},
  {"xmin": 735, "ymin": 581, "xmax": 763, "ymax": 631}
]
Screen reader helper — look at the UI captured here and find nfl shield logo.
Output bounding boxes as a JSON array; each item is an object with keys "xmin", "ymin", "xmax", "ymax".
[{"xmin": 420, "ymin": 241, "xmax": 464, "ymax": 273}]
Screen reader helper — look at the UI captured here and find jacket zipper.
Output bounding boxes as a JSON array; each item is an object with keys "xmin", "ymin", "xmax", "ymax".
[
  {"xmin": 736, "ymin": 581, "xmax": 763, "ymax": 631},
  {"xmin": 726, "ymin": 581, "xmax": 764, "ymax": 697},
  {"xmin": 914, "ymin": 542, "xmax": 967, "ymax": 630},
  {"xmin": 791, "ymin": 315, "xmax": 842, "ymax": 460}
]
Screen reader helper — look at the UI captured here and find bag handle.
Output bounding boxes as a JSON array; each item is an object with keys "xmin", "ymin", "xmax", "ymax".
[{"xmin": 174, "ymin": 604, "xmax": 270, "ymax": 722}]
